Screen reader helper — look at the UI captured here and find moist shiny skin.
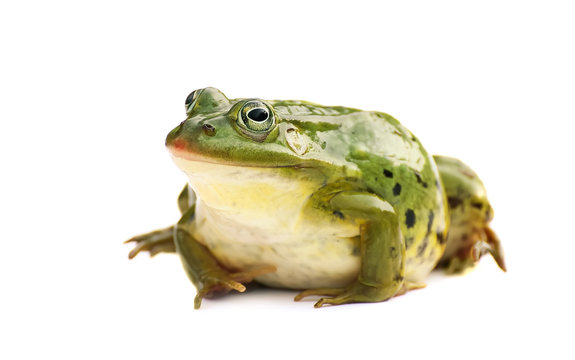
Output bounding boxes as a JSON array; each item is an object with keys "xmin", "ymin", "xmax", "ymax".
[
  {"xmin": 127, "ymin": 87, "xmax": 504, "ymax": 308},
  {"xmin": 168, "ymin": 90, "xmax": 448, "ymax": 287}
]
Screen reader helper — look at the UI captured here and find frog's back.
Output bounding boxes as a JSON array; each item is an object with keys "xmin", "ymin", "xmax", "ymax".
[
  {"xmin": 270, "ymin": 101, "xmax": 450, "ymax": 281},
  {"xmin": 343, "ymin": 114, "xmax": 449, "ymax": 281}
]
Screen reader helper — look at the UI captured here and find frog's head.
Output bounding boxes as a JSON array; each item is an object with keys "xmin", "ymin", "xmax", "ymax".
[{"xmin": 165, "ymin": 87, "xmax": 315, "ymax": 168}]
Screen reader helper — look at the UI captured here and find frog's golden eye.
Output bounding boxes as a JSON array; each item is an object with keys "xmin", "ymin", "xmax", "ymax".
[
  {"xmin": 237, "ymin": 100, "xmax": 276, "ymax": 140},
  {"xmin": 185, "ymin": 89, "xmax": 202, "ymax": 113}
]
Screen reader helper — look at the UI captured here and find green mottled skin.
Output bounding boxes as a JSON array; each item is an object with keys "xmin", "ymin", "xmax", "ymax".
[
  {"xmin": 127, "ymin": 87, "xmax": 504, "ymax": 308},
  {"xmin": 434, "ymin": 156, "xmax": 506, "ymax": 273}
]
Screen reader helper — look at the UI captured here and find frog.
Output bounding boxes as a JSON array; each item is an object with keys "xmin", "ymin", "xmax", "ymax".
[{"xmin": 126, "ymin": 87, "xmax": 505, "ymax": 309}]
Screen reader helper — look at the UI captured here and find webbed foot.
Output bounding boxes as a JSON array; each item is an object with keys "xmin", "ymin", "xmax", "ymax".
[
  {"xmin": 195, "ymin": 265, "xmax": 276, "ymax": 309},
  {"xmin": 125, "ymin": 226, "xmax": 175, "ymax": 259},
  {"xmin": 443, "ymin": 227, "xmax": 506, "ymax": 274},
  {"xmin": 294, "ymin": 281, "xmax": 399, "ymax": 308},
  {"xmin": 482, "ymin": 227, "xmax": 506, "ymax": 272}
]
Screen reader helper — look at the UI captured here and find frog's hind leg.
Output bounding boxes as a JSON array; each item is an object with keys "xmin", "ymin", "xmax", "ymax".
[
  {"xmin": 125, "ymin": 226, "xmax": 175, "ymax": 259},
  {"xmin": 125, "ymin": 185, "xmax": 195, "ymax": 259},
  {"xmin": 433, "ymin": 155, "xmax": 506, "ymax": 273},
  {"xmin": 440, "ymin": 226, "xmax": 506, "ymax": 274},
  {"xmin": 174, "ymin": 208, "xmax": 276, "ymax": 309}
]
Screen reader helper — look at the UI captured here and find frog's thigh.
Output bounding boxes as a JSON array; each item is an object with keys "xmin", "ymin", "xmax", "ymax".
[{"xmin": 295, "ymin": 192, "xmax": 405, "ymax": 307}]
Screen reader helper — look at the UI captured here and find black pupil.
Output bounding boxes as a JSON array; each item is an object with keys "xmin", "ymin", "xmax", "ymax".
[
  {"xmin": 247, "ymin": 108, "xmax": 268, "ymax": 122},
  {"xmin": 185, "ymin": 91, "xmax": 197, "ymax": 105}
]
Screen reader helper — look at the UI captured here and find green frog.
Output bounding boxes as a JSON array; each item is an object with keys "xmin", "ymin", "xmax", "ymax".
[{"xmin": 126, "ymin": 87, "xmax": 505, "ymax": 309}]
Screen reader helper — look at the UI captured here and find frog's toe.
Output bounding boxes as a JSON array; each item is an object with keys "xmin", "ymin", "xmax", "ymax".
[
  {"xmin": 193, "ymin": 265, "xmax": 277, "ymax": 309},
  {"xmin": 313, "ymin": 295, "xmax": 354, "ymax": 308},
  {"xmin": 295, "ymin": 287, "xmax": 367, "ymax": 308},
  {"xmin": 193, "ymin": 273, "xmax": 247, "ymax": 309},
  {"xmin": 484, "ymin": 227, "xmax": 506, "ymax": 272},
  {"xmin": 125, "ymin": 226, "xmax": 175, "ymax": 259},
  {"xmin": 294, "ymin": 288, "xmax": 345, "ymax": 303},
  {"xmin": 296, "ymin": 281, "xmax": 401, "ymax": 308}
]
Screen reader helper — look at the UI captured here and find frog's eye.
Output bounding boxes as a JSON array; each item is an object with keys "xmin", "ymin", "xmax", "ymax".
[
  {"xmin": 185, "ymin": 89, "xmax": 202, "ymax": 113},
  {"xmin": 237, "ymin": 100, "xmax": 276, "ymax": 140}
]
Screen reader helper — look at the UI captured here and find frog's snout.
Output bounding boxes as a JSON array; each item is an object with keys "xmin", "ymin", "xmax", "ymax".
[{"xmin": 165, "ymin": 120, "xmax": 189, "ymax": 151}]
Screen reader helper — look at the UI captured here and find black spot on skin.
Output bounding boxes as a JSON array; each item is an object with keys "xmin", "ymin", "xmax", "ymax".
[
  {"xmin": 394, "ymin": 273, "xmax": 404, "ymax": 283},
  {"xmin": 333, "ymin": 210, "xmax": 345, "ymax": 220},
  {"xmin": 448, "ymin": 196, "xmax": 462, "ymax": 208},
  {"xmin": 426, "ymin": 211, "xmax": 435, "ymax": 235},
  {"xmin": 437, "ymin": 230, "xmax": 447, "ymax": 244},
  {"xmin": 352, "ymin": 245, "xmax": 360, "ymax": 257},
  {"xmin": 389, "ymin": 246, "xmax": 398, "ymax": 259},
  {"xmin": 393, "ymin": 183, "xmax": 402, "ymax": 196},
  {"xmin": 414, "ymin": 171, "xmax": 428, "ymax": 188},
  {"xmin": 405, "ymin": 209, "xmax": 416, "ymax": 228},
  {"xmin": 383, "ymin": 169, "xmax": 393, "ymax": 178},
  {"xmin": 417, "ymin": 238, "xmax": 429, "ymax": 257}
]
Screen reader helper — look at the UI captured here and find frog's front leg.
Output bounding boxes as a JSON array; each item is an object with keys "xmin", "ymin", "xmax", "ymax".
[
  {"xmin": 295, "ymin": 192, "xmax": 404, "ymax": 307},
  {"xmin": 175, "ymin": 208, "xmax": 276, "ymax": 309}
]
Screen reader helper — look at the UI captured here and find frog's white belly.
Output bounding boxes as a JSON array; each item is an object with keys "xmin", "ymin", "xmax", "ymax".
[
  {"xmin": 191, "ymin": 199, "xmax": 361, "ymax": 289},
  {"xmin": 172, "ymin": 157, "xmax": 362, "ymax": 289}
]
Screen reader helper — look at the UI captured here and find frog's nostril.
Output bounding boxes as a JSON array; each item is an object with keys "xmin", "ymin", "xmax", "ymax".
[{"xmin": 202, "ymin": 123, "xmax": 216, "ymax": 136}]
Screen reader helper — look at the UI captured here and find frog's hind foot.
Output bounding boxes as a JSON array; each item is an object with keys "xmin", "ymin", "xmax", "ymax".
[
  {"xmin": 483, "ymin": 227, "xmax": 506, "ymax": 272},
  {"xmin": 294, "ymin": 287, "xmax": 354, "ymax": 308},
  {"xmin": 441, "ymin": 226, "xmax": 506, "ymax": 274},
  {"xmin": 125, "ymin": 226, "xmax": 175, "ymax": 259}
]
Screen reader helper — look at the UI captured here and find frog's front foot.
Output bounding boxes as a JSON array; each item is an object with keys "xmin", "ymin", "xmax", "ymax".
[
  {"xmin": 294, "ymin": 281, "xmax": 398, "ymax": 308},
  {"xmin": 194, "ymin": 265, "xmax": 276, "ymax": 309}
]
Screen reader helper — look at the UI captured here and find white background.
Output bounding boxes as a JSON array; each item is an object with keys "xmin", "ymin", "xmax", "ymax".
[{"xmin": 1, "ymin": 0, "xmax": 574, "ymax": 359}]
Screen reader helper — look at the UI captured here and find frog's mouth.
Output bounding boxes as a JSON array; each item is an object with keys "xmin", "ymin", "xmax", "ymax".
[{"xmin": 166, "ymin": 136, "xmax": 312, "ymax": 169}]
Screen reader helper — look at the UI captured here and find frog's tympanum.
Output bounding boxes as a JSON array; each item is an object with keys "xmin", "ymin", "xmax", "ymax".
[{"xmin": 126, "ymin": 88, "xmax": 505, "ymax": 309}]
